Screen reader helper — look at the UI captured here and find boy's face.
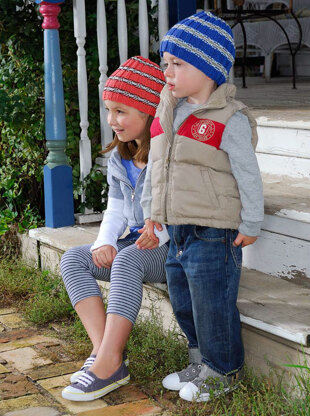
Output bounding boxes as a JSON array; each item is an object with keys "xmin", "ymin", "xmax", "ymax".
[{"xmin": 163, "ymin": 52, "xmax": 215, "ymax": 104}]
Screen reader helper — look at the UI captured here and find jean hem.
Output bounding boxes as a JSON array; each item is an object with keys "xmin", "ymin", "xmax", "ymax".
[
  {"xmin": 201, "ymin": 358, "xmax": 244, "ymax": 376},
  {"xmin": 188, "ymin": 344, "xmax": 199, "ymax": 349}
]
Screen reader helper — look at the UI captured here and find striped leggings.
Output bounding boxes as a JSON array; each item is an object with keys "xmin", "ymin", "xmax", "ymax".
[{"xmin": 60, "ymin": 239, "xmax": 168, "ymax": 324}]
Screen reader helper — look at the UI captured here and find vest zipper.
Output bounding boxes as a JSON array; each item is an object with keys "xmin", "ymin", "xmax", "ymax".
[
  {"xmin": 164, "ymin": 118, "xmax": 187, "ymax": 223},
  {"xmin": 131, "ymin": 166, "xmax": 146, "ymax": 224}
]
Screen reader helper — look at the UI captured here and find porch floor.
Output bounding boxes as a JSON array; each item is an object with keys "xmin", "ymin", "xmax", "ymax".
[{"xmin": 235, "ymin": 76, "xmax": 310, "ymax": 110}]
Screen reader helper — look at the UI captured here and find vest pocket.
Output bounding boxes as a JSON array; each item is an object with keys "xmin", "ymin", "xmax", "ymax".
[{"xmin": 200, "ymin": 168, "xmax": 220, "ymax": 208}]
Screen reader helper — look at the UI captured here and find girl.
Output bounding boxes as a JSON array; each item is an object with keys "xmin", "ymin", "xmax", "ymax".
[{"xmin": 61, "ymin": 56, "xmax": 167, "ymax": 402}]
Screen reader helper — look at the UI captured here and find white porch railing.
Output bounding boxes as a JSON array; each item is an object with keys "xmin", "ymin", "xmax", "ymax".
[{"xmin": 73, "ymin": 0, "xmax": 169, "ymax": 197}]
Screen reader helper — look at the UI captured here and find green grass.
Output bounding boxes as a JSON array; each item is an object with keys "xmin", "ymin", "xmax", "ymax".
[
  {"xmin": 1, "ymin": 257, "xmax": 310, "ymax": 415},
  {"xmin": 0, "ymin": 259, "xmax": 73, "ymax": 324}
]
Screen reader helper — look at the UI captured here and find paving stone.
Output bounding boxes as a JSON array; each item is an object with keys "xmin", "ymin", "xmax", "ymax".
[
  {"xmin": 0, "ymin": 373, "xmax": 39, "ymax": 400},
  {"xmin": 0, "ymin": 394, "xmax": 52, "ymax": 415},
  {"xmin": 0, "ymin": 329, "xmax": 38, "ymax": 346},
  {"xmin": 37, "ymin": 374, "xmax": 71, "ymax": 390},
  {"xmin": 0, "ymin": 315, "xmax": 30, "ymax": 330},
  {"xmin": 3, "ymin": 407, "xmax": 61, "ymax": 416},
  {"xmin": 0, "ymin": 309, "xmax": 16, "ymax": 316},
  {"xmin": 0, "ymin": 335, "xmax": 60, "ymax": 353},
  {"xmin": 28, "ymin": 361, "xmax": 84, "ymax": 381},
  {"xmin": 76, "ymin": 399, "xmax": 163, "ymax": 416},
  {"xmin": 34, "ymin": 343, "xmax": 71, "ymax": 363},
  {"xmin": 0, "ymin": 347, "xmax": 53, "ymax": 372},
  {"xmin": 47, "ymin": 387, "xmax": 108, "ymax": 415},
  {"xmin": 104, "ymin": 384, "xmax": 147, "ymax": 406},
  {"xmin": 0, "ymin": 364, "xmax": 10, "ymax": 374}
]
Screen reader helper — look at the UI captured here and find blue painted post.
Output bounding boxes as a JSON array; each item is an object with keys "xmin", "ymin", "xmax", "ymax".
[
  {"xmin": 168, "ymin": 0, "xmax": 197, "ymax": 27},
  {"xmin": 36, "ymin": 0, "xmax": 75, "ymax": 227}
]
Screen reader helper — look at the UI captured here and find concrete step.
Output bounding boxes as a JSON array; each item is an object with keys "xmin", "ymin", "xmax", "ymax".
[
  {"xmin": 239, "ymin": 268, "xmax": 310, "ymax": 347},
  {"xmin": 252, "ymin": 107, "xmax": 310, "ymax": 180},
  {"xmin": 239, "ymin": 108, "xmax": 310, "ymax": 279},
  {"xmin": 20, "ymin": 228, "xmax": 310, "ymax": 381},
  {"xmin": 239, "ymin": 268, "xmax": 310, "ymax": 377},
  {"xmin": 243, "ymin": 174, "xmax": 310, "ymax": 279}
]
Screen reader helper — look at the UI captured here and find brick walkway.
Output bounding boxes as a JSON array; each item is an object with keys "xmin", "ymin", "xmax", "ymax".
[{"xmin": 0, "ymin": 308, "xmax": 172, "ymax": 416}]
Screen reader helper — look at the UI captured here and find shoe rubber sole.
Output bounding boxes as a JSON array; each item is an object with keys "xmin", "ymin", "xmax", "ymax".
[
  {"xmin": 62, "ymin": 374, "xmax": 130, "ymax": 401},
  {"xmin": 70, "ymin": 357, "xmax": 130, "ymax": 384},
  {"xmin": 180, "ymin": 382, "xmax": 240, "ymax": 402},
  {"xmin": 162, "ymin": 378, "xmax": 188, "ymax": 391}
]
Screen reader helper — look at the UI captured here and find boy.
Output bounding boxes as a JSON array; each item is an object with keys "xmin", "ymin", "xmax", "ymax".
[{"xmin": 137, "ymin": 11, "xmax": 264, "ymax": 402}]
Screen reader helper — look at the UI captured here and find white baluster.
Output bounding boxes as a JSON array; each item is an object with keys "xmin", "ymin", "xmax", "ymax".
[
  {"xmin": 158, "ymin": 0, "xmax": 169, "ymax": 68},
  {"xmin": 158, "ymin": 0, "xmax": 169, "ymax": 44},
  {"xmin": 204, "ymin": 0, "xmax": 210, "ymax": 10},
  {"xmin": 117, "ymin": 0, "xmax": 128, "ymax": 63},
  {"xmin": 139, "ymin": 0, "xmax": 149, "ymax": 58},
  {"xmin": 97, "ymin": 0, "xmax": 112, "ymax": 163},
  {"xmin": 73, "ymin": 0, "xmax": 92, "ymax": 209}
]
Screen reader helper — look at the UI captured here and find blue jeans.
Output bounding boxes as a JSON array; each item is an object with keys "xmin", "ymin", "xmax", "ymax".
[{"xmin": 166, "ymin": 225, "xmax": 244, "ymax": 375}]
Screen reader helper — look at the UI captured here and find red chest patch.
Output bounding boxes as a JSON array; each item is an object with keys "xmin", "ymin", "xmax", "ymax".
[
  {"xmin": 150, "ymin": 117, "xmax": 164, "ymax": 138},
  {"xmin": 177, "ymin": 115, "xmax": 225, "ymax": 149}
]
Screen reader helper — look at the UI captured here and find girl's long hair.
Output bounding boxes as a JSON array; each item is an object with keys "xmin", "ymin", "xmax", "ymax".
[{"xmin": 101, "ymin": 115, "xmax": 153, "ymax": 164}]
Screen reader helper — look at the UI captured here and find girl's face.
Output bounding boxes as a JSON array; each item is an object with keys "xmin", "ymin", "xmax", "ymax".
[{"xmin": 105, "ymin": 100, "xmax": 149, "ymax": 146}]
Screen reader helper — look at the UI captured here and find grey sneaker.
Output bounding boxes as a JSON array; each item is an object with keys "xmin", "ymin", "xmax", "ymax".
[
  {"xmin": 70, "ymin": 352, "xmax": 129, "ymax": 383},
  {"xmin": 162, "ymin": 363, "xmax": 202, "ymax": 391},
  {"xmin": 179, "ymin": 363, "xmax": 243, "ymax": 402},
  {"xmin": 62, "ymin": 362, "xmax": 130, "ymax": 401}
]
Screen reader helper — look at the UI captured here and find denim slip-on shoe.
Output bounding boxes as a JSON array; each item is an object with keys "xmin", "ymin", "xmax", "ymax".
[
  {"xmin": 62, "ymin": 362, "xmax": 130, "ymax": 401},
  {"xmin": 179, "ymin": 364, "xmax": 243, "ymax": 402},
  {"xmin": 162, "ymin": 363, "xmax": 202, "ymax": 391},
  {"xmin": 70, "ymin": 353, "xmax": 130, "ymax": 383}
]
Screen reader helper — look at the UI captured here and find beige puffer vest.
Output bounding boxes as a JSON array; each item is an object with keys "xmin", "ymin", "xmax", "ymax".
[{"xmin": 149, "ymin": 83, "xmax": 258, "ymax": 228}]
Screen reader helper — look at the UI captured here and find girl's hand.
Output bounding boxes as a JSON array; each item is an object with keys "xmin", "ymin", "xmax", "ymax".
[
  {"xmin": 233, "ymin": 233, "xmax": 257, "ymax": 248},
  {"xmin": 92, "ymin": 245, "xmax": 117, "ymax": 269},
  {"xmin": 136, "ymin": 219, "xmax": 161, "ymax": 249}
]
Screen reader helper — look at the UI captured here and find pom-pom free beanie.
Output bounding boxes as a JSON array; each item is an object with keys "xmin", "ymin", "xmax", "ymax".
[
  {"xmin": 160, "ymin": 11, "xmax": 235, "ymax": 86},
  {"xmin": 103, "ymin": 56, "xmax": 166, "ymax": 116}
]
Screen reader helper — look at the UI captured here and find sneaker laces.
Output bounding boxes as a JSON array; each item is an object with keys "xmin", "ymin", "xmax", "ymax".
[
  {"xmin": 181, "ymin": 363, "xmax": 202, "ymax": 377},
  {"xmin": 80, "ymin": 355, "xmax": 96, "ymax": 371},
  {"xmin": 74, "ymin": 372, "xmax": 95, "ymax": 388}
]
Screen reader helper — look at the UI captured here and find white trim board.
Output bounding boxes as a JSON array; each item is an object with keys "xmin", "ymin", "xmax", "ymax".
[
  {"xmin": 263, "ymin": 214, "xmax": 310, "ymax": 240},
  {"xmin": 257, "ymin": 153, "xmax": 310, "ymax": 178},
  {"xmin": 256, "ymin": 126, "xmax": 310, "ymax": 159},
  {"xmin": 242, "ymin": 230, "xmax": 310, "ymax": 279}
]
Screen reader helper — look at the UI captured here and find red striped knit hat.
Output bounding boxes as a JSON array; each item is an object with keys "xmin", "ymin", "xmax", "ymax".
[{"xmin": 102, "ymin": 56, "xmax": 166, "ymax": 117}]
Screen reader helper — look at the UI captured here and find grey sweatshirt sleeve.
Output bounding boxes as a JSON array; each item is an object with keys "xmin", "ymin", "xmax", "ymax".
[
  {"xmin": 220, "ymin": 111, "xmax": 264, "ymax": 236},
  {"xmin": 140, "ymin": 150, "xmax": 153, "ymax": 220}
]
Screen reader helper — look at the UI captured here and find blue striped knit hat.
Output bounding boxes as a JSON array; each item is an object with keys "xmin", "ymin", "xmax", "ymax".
[{"xmin": 160, "ymin": 11, "xmax": 235, "ymax": 86}]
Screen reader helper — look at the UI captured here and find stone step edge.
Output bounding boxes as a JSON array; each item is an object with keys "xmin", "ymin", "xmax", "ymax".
[
  {"xmin": 144, "ymin": 281, "xmax": 310, "ymax": 347},
  {"xmin": 239, "ymin": 314, "xmax": 308, "ymax": 347},
  {"xmin": 23, "ymin": 228, "xmax": 310, "ymax": 349}
]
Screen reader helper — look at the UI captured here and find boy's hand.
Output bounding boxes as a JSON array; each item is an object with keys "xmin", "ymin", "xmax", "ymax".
[
  {"xmin": 135, "ymin": 219, "xmax": 161, "ymax": 249},
  {"xmin": 135, "ymin": 230, "xmax": 159, "ymax": 249},
  {"xmin": 92, "ymin": 245, "xmax": 117, "ymax": 269},
  {"xmin": 233, "ymin": 233, "xmax": 257, "ymax": 248}
]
